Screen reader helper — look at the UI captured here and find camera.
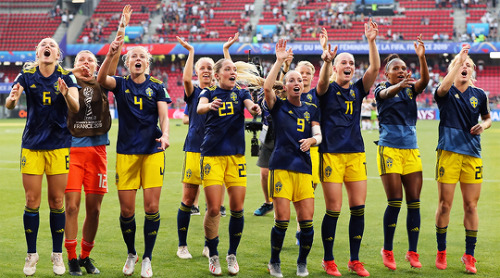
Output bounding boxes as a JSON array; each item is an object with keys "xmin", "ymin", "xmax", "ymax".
[{"xmin": 245, "ymin": 88, "xmax": 263, "ymax": 157}]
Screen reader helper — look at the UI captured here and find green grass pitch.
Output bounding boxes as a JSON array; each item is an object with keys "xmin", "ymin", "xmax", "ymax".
[{"xmin": 0, "ymin": 119, "xmax": 498, "ymax": 277}]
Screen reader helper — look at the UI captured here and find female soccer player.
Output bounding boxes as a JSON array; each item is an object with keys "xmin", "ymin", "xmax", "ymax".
[
  {"xmin": 317, "ymin": 19, "xmax": 380, "ymax": 277},
  {"xmin": 6, "ymin": 37, "xmax": 79, "ymax": 276},
  {"xmin": 374, "ymin": 35, "xmax": 429, "ymax": 271},
  {"xmin": 265, "ymin": 39, "xmax": 331, "ymax": 278},
  {"xmin": 434, "ymin": 45, "xmax": 491, "ymax": 274},
  {"xmin": 175, "ymin": 36, "xmax": 215, "ymax": 260},
  {"xmin": 97, "ymin": 36, "xmax": 171, "ymax": 278},
  {"xmin": 197, "ymin": 58, "xmax": 261, "ymax": 276},
  {"xmin": 64, "ymin": 5, "xmax": 132, "ymax": 276}
]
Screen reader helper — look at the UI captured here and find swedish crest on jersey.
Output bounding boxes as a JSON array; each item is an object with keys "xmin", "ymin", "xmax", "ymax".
[
  {"xmin": 386, "ymin": 157, "xmax": 393, "ymax": 169},
  {"xmin": 204, "ymin": 163, "xmax": 211, "ymax": 176},
  {"xmin": 146, "ymin": 87, "xmax": 154, "ymax": 99},
  {"xmin": 350, "ymin": 89, "xmax": 356, "ymax": 99},
  {"xmin": 406, "ymin": 88, "xmax": 413, "ymax": 100},
  {"xmin": 275, "ymin": 181, "xmax": 283, "ymax": 193},
  {"xmin": 185, "ymin": 168, "xmax": 192, "ymax": 179},
  {"xmin": 230, "ymin": 92, "xmax": 238, "ymax": 102},
  {"xmin": 469, "ymin": 96, "xmax": 478, "ymax": 108},
  {"xmin": 304, "ymin": 111, "xmax": 310, "ymax": 123}
]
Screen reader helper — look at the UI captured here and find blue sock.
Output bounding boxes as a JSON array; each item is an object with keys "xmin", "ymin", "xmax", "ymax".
[
  {"xmin": 228, "ymin": 210, "xmax": 244, "ymax": 255},
  {"xmin": 206, "ymin": 236, "xmax": 219, "ymax": 257},
  {"xmin": 120, "ymin": 214, "xmax": 136, "ymax": 255},
  {"xmin": 322, "ymin": 210, "xmax": 340, "ymax": 261},
  {"xmin": 297, "ymin": 220, "xmax": 314, "ymax": 265},
  {"xmin": 50, "ymin": 207, "xmax": 65, "ymax": 253},
  {"xmin": 24, "ymin": 206, "xmax": 39, "ymax": 253},
  {"xmin": 407, "ymin": 199, "xmax": 421, "ymax": 252},
  {"xmin": 383, "ymin": 199, "xmax": 402, "ymax": 251},
  {"xmin": 177, "ymin": 202, "xmax": 191, "ymax": 246},
  {"xmin": 465, "ymin": 230, "xmax": 477, "ymax": 256},
  {"xmin": 436, "ymin": 226, "xmax": 447, "ymax": 252},
  {"xmin": 349, "ymin": 205, "xmax": 365, "ymax": 261},
  {"xmin": 270, "ymin": 220, "xmax": 288, "ymax": 264},
  {"xmin": 143, "ymin": 211, "xmax": 160, "ymax": 260}
]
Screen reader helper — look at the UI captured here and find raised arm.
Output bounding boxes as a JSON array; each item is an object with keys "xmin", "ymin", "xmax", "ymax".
[
  {"xmin": 97, "ymin": 36, "xmax": 124, "ymax": 90},
  {"xmin": 176, "ymin": 36, "xmax": 195, "ymax": 97},
  {"xmin": 5, "ymin": 83, "xmax": 24, "ymax": 110},
  {"xmin": 377, "ymin": 71, "xmax": 415, "ymax": 99},
  {"xmin": 265, "ymin": 39, "xmax": 291, "ymax": 110},
  {"xmin": 58, "ymin": 77, "xmax": 80, "ymax": 113},
  {"xmin": 414, "ymin": 34, "xmax": 429, "ymax": 93},
  {"xmin": 316, "ymin": 28, "xmax": 337, "ymax": 96},
  {"xmin": 223, "ymin": 32, "xmax": 239, "ymax": 60},
  {"xmin": 277, "ymin": 50, "xmax": 293, "ymax": 81},
  {"xmin": 108, "ymin": 4, "xmax": 132, "ymax": 76},
  {"xmin": 362, "ymin": 19, "xmax": 381, "ymax": 92},
  {"xmin": 436, "ymin": 45, "xmax": 470, "ymax": 97}
]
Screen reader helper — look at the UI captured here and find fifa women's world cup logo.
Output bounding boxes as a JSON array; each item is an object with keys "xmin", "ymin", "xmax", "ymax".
[{"xmin": 83, "ymin": 87, "xmax": 95, "ymax": 120}]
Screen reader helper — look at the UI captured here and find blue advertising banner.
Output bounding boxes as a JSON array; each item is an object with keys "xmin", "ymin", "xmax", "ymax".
[
  {"xmin": 125, "ymin": 26, "xmax": 144, "ymax": 40},
  {"xmin": 2, "ymin": 42, "xmax": 500, "ymax": 62},
  {"xmin": 467, "ymin": 23, "xmax": 490, "ymax": 36},
  {"xmin": 256, "ymin": 25, "xmax": 277, "ymax": 38}
]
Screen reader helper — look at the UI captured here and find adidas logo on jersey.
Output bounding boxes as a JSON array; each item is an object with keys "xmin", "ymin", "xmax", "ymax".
[{"xmin": 30, "ymin": 84, "xmax": 36, "ymax": 88}]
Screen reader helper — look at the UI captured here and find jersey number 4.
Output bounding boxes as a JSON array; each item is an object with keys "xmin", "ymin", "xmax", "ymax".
[{"xmin": 134, "ymin": 96, "xmax": 143, "ymax": 110}]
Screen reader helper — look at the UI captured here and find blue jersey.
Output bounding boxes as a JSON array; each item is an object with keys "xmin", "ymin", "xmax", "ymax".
[
  {"xmin": 112, "ymin": 75, "xmax": 171, "ymax": 154},
  {"xmin": 266, "ymin": 98, "xmax": 319, "ymax": 174},
  {"xmin": 199, "ymin": 85, "xmax": 251, "ymax": 156},
  {"xmin": 14, "ymin": 65, "xmax": 78, "ymax": 150},
  {"xmin": 434, "ymin": 85, "xmax": 489, "ymax": 158},
  {"xmin": 318, "ymin": 79, "xmax": 367, "ymax": 153},
  {"xmin": 301, "ymin": 88, "xmax": 319, "ymax": 106},
  {"xmin": 183, "ymin": 86, "xmax": 207, "ymax": 152},
  {"xmin": 374, "ymin": 82, "xmax": 420, "ymax": 149}
]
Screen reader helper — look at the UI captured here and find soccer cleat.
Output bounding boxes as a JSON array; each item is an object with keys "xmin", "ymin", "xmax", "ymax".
[
  {"xmin": 23, "ymin": 252, "xmax": 39, "ymax": 276},
  {"xmin": 79, "ymin": 256, "xmax": 100, "ymax": 274},
  {"xmin": 381, "ymin": 248, "xmax": 396, "ymax": 270},
  {"xmin": 177, "ymin": 246, "xmax": 193, "ymax": 259},
  {"xmin": 68, "ymin": 258, "xmax": 82, "ymax": 276},
  {"xmin": 209, "ymin": 255, "xmax": 222, "ymax": 276},
  {"xmin": 220, "ymin": 206, "xmax": 227, "ymax": 217},
  {"xmin": 123, "ymin": 253, "xmax": 139, "ymax": 276},
  {"xmin": 254, "ymin": 203, "xmax": 273, "ymax": 216},
  {"xmin": 322, "ymin": 259, "xmax": 341, "ymax": 276},
  {"xmin": 461, "ymin": 254, "xmax": 477, "ymax": 274},
  {"xmin": 405, "ymin": 251, "xmax": 422, "ymax": 269},
  {"xmin": 348, "ymin": 260, "xmax": 370, "ymax": 277},
  {"xmin": 141, "ymin": 257, "xmax": 153, "ymax": 278},
  {"xmin": 296, "ymin": 263, "xmax": 309, "ymax": 277},
  {"xmin": 191, "ymin": 206, "xmax": 200, "ymax": 216},
  {"xmin": 268, "ymin": 262, "xmax": 283, "ymax": 277},
  {"xmin": 435, "ymin": 250, "xmax": 447, "ymax": 270},
  {"xmin": 51, "ymin": 252, "xmax": 66, "ymax": 275},
  {"xmin": 202, "ymin": 246, "xmax": 210, "ymax": 258},
  {"xmin": 226, "ymin": 254, "xmax": 239, "ymax": 275}
]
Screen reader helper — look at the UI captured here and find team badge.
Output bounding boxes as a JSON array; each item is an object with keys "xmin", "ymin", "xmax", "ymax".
[
  {"xmin": 439, "ymin": 167, "xmax": 445, "ymax": 177},
  {"xmin": 350, "ymin": 89, "xmax": 355, "ymax": 99},
  {"xmin": 21, "ymin": 156, "xmax": 27, "ymax": 168},
  {"xmin": 379, "ymin": 83, "xmax": 387, "ymax": 89},
  {"xmin": 306, "ymin": 93, "xmax": 313, "ymax": 102},
  {"xmin": 386, "ymin": 158, "xmax": 393, "ymax": 169},
  {"xmin": 275, "ymin": 182, "xmax": 282, "ymax": 193},
  {"xmin": 325, "ymin": 166, "xmax": 332, "ymax": 177},
  {"xmin": 230, "ymin": 92, "xmax": 238, "ymax": 102},
  {"xmin": 185, "ymin": 169, "xmax": 192, "ymax": 179},
  {"xmin": 469, "ymin": 96, "xmax": 478, "ymax": 108},
  {"xmin": 406, "ymin": 88, "xmax": 413, "ymax": 100},
  {"xmin": 53, "ymin": 81, "xmax": 60, "ymax": 94},
  {"xmin": 146, "ymin": 87, "xmax": 153, "ymax": 99},
  {"xmin": 204, "ymin": 164, "xmax": 211, "ymax": 176},
  {"xmin": 304, "ymin": 111, "xmax": 310, "ymax": 122}
]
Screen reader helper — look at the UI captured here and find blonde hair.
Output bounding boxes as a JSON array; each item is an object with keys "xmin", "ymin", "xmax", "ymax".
[
  {"xmin": 23, "ymin": 38, "xmax": 63, "ymax": 70},
  {"xmin": 330, "ymin": 52, "xmax": 355, "ymax": 83},
  {"xmin": 448, "ymin": 54, "xmax": 476, "ymax": 86},
  {"xmin": 194, "ymin": 57, "xmax": 215, "ymax": 73},
  {"xmin": 122, "ymin": 46, "xmax": 153, "ymax": 74},
  {"xmin": 74, "ymin": 50, "xmax": 99, "ymax": 67},
  {"xmin": 296, "ymin": 61, "xmax": 315, "ymax": 76}
]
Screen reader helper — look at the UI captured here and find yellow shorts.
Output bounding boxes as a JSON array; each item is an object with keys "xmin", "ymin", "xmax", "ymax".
[
  {"xmin": 269, "ymin": 169, "xmax": 314, "ymax": 202},
  {"xmin": 21, "ymin": 148, "xmax": 70, "ymax": 175},
  {"xmin": 436, "ymin": 149, "xmax": 483, "ymax": 184},
  {"xmin": 182, "ymin": 152, "xmax": 202, "ymax": 184},
  {"xmin": 377, "ymin": 146, "xmax": 422, "ymax": 176},
  {"xmin": 320, "ymin": 152, "xmax": 367, "ymax": 183},
  {"xmin": 201, "ymin": 155, "xmax": 247, "ymax": 188},
  {"xmin": 310, "ymin": 146, "xmax": 320, "ymax": 184},
  {"xmin": 116, "ymin": 152, "xmax": 165, "ymax": 190}
]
